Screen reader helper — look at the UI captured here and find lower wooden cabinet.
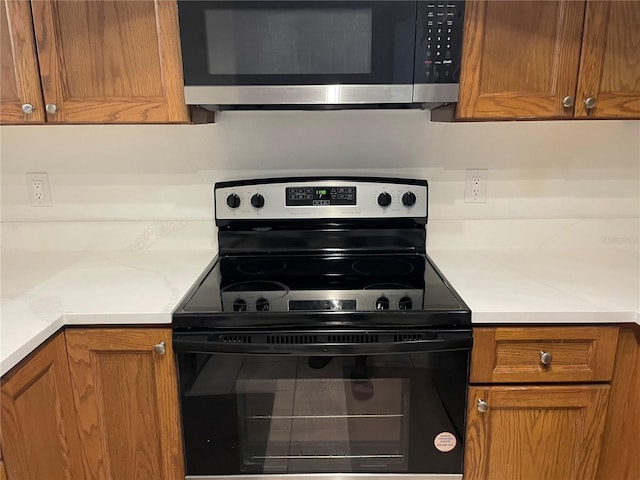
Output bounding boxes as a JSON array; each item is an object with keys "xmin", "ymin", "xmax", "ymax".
[
  {"xmin": 65, "ymin": 328, "xmax": 184, "ymax": 480},
  {"xmin": 466, "ymin": 326, "xmax": 618, "ymax": 480},
  {"xmin": 596, "ymin": 326, "xmax": 640, "ymax": 480},
  {"xmin": 0, "ymin": 333, "xmax": 84, "ymax": 480},
  {"xmin": 0, "ymin": 327, "xmax": 184, "ymax": 480},
  {"xmin": 464, "ymin": 385, "xmax": 610, "ymax": 480}
]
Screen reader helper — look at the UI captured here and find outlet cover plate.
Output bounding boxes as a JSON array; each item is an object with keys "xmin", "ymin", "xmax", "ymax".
[
  {"xmin": 464, "ymin": 169, "xmax": 488, "ymax": 203},
  {"xmin": 26, "ymin": 172, "xmax": 52, "ymax": 207}
]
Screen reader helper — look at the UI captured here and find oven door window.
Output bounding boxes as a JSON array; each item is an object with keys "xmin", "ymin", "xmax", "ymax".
[
  {"xmin": 178, "ymin": 1, "xmax": 417, "ymax": 86},
  {"xmin": 178, "ymin": 351, "xmax": 467, "ymax": 476}
]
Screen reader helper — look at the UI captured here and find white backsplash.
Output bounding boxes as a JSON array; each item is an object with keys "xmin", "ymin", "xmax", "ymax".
[{"xmin": 1, "ymin": 111, "xmax": 638, "ymax": 234}]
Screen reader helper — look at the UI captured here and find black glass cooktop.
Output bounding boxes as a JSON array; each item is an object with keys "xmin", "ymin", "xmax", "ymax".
[{"xmin": 174, "ymin": 254, "xmax": 470, "ymax": 328}]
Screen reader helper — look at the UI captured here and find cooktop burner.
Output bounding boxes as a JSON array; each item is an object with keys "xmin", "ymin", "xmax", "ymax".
[
  {"xmin": 236, "ymin": 259, "xmax": 287, "ymax": 275},
  {"xmin": 352, "ymin": 258, "xmax": 414, "ymax": 275},
  {"xmin": 172, "ymin": 177, "xmax": 470, "ymax": 330},
  {"xmin": 177, "ymin": 254, "xmax": 466, "ymax": 318}
]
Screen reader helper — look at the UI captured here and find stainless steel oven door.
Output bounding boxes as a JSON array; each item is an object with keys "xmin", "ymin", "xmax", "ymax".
[{"xmin": 174, "ymin": 329, "xmax": 471, "ymax": 479}]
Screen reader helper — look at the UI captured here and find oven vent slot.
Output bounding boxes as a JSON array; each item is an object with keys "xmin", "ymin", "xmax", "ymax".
[
  {"xmin": 327, "ymin": 334, "xmax": 379, "ymax": 344},
  {"xmin": 267, "ymin": 335, "xmax": 318, "ymax": 344},
  {"xmin": 219, "ymin": 335, "xmax": 252, "ymax": 344},
  {"xmin": 394, "ymin": 333, "xmax": 426, "ymax": 342}
]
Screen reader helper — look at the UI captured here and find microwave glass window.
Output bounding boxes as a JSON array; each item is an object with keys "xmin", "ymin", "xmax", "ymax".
[{"xmin": 204, "ymin": 8, "xmax": 373, "ymax": 75}]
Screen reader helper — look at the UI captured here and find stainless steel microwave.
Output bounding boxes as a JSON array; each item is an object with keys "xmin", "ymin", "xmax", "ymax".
[{"xmin": 177, "ymin": 1, "xmax": 465, "ymax": 109}]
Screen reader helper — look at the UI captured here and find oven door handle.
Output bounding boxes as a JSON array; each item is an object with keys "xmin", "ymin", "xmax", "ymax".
[{"xmin": 172, "ymin": 332, "xmax": 472, "ymax": 355}]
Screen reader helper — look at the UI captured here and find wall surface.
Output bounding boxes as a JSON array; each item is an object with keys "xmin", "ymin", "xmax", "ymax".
[{"xmin": 1, "ymin": 111, "xmax": 638, "ymax": 247}]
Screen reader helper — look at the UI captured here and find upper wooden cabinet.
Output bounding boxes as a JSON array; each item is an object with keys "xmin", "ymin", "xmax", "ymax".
[
  {"xmin": 576, "ymin": 1, "xmax": 640, "ymax": 118},
  {"xmin": 458, "ymin": 0, "xmax": 640, "ymax": 120},
  {"xmin": 0, "ymin": 0, "xmax": 189, "ymax": 124},
  {"xmin": 0, "ymin": 0, "xmax": 45, "ymax": 123}
]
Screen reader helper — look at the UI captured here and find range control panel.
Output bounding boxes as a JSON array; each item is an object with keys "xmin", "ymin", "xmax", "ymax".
[
  {"xmin": 286, "ymin": 186, "xmax": 356, "ymax": 206},
  {"xmin": 215, "ymin": 179, "xmax": 428, "ymax": 221},
  {"xmin": 221, "ymin": 289, "xmax": 425, "ymax": 313}
]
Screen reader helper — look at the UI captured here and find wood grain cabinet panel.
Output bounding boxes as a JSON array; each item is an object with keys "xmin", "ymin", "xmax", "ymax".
[
  {"xmin": 30, "ymin": 0, "xmax": 188, "ymax": 123},
  {"xmin": 0, "ymin": 333, "xmax": 84, "ymax": 480},
  {"xmin": 458, "ymin": 0, "xmax": 640, "ymax": 120},
  {"xmin": 596, "ymin": 327, "xmax": 640, "ymax": 480},
  {"xmin": 471, "ymin": 326, "xmax": 619, "ymax": 383},
  {"xmin": 457, "ymin": 0, "xmax": 586, "ymax": 119},
  {"xmin": 0, "ymin": 0, "xmax": 45, "ymax": 123},
  {"xmin": 465, "ymin": 385, "xmax": 610, "ymax": 480},
  {"xmin": 65, "ymin": 328, "xmax": 184, "ymax": 480},
  {"xmin": 576, "ymin": 1, "xmax": 640, "ymax": 118}
]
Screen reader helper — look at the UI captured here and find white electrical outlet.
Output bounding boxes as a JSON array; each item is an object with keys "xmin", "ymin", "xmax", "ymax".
[
  {"xmin": 26, "ymin": 172, "xmax": 52, "ymax": 206},
  {"xmin": 464, "ymin": 169, "xmax": 488, "ymax": 203}
]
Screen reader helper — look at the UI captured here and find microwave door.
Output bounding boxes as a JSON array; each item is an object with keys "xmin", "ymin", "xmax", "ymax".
[{"xmin": 178, "ymin": 1, "xmax": 417, "ymax": 106}]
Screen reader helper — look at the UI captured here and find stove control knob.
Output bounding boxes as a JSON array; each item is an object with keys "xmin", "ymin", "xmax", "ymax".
[
  {"xmin": 232, "ymin": 299, "xmax": 247, "ymax": 312},
  {"xmin": 399, "ymin": 296, "xmax": 413, "ymax": 310},
  {"xmin": 377, "ymin": 192, "xmax": 392, "ymax": 207},
  {"xmin": 226, "ymin": 193, "xmax": 241, "ymax": 209},
  {"xmin": 251, "ymin": 193, "xmax": 265, "ymax": 209},
  {"xmin": 375, "ymin": 296, "xmax": 390, "ymax": 311},
  {"xmin": 402, "ymin": 192, "xmax": 417, "ymax": 207},
  {"xmin": 256, "ymin": 297, "xmax": 270, "ymax": 312}
]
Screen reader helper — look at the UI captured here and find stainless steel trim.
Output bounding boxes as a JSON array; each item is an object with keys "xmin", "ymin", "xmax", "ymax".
[
  {"xmin": 185, "ymin": 85, "xmax": 414, "ymax": 105},
  {"xmin": 187, "ymin": 476, "xmax": 461, "ymax": 480},
  {"xmin": 412, "ymin": 84, "xmax": 459, "ymax": 104},
  {"xmin": 186, "ymin": 475, "xmax": 462, "ymax": 480},
  {"xmin": 215, "ymin": 181, "xmax": 428, "ymax": 220},
  {"xmin": 222, "ymin": 289, "xmax": 424, "ymax": 313},
  {"xmin": 248, "ymin": 410, "xmax": 402, "ymax": 417},
  {"xmin": 253, "ymin": 455, "xmax": 405, "ymax": 460}
]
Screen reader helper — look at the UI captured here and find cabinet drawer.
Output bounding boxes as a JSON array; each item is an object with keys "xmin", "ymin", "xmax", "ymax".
[{"xmin": 471, "ymin": 327, "xmax": 619, "ymax": 383}]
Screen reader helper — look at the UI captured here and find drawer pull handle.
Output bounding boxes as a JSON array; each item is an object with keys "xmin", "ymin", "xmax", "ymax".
[
  {"xmin": 154, "ymin": 341, "xmax": 166, "ymax": 356},
  {"xmin": 539, "ymin": 351, "xmax": 553, "ymax": 366},
  {"xmin": 477, "ymin": 399, "xmax": 489, "ymax": 413}
]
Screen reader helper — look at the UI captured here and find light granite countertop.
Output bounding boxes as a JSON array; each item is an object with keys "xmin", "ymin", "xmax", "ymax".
[{"xmin": 1, "ymin": 220, "xmax": 638, "ymax": 376}]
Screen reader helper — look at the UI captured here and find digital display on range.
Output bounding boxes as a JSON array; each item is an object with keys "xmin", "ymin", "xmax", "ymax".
[{"xmin": 286, "ymin": 186, "xmax": 356, "ymax": 206}]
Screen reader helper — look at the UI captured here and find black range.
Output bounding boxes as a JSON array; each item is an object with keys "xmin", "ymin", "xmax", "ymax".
[{"xmin": 173, "ymin": 177, "xmax": 471, "ymax": 480}]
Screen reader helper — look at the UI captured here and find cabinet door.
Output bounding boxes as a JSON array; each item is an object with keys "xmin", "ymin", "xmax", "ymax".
[
  {"xmin": 0, "ymin": 333, "xmax": 84, "ymax": 480},
  {"xmin": 457, "ymin": 1, "xmax": 586, "ymax": 119},
  {"xmin": 575, "ymin": 1, "xmax": 640, "ymax": 118},
  {"xmin": 30, "ymin": 0, "xmax": 189, "ymax": 123},
  {"xmin": 464, "ymin": 385, "xmax": 609, "ymax": 480},
  {"xmin": 65, "ymin": 328, "xmax": 184, "ymax": 480},
  {"xmin": 0, "ymin": 0, "xmax": 45, "ymax": 123},
  {"xmin": 596, "ymin": 328, "xmax": 640, "ymax": 480}
]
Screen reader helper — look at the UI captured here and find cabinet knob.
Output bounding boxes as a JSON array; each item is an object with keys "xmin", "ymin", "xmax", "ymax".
[
  {"xmin": 539, "ymin": 351, "xmax": 553, "ymax": 366},
  {"xmin": 153, "ymin": 340, "xmax": 166, "ymax": 356},
  {"xmin": 562, "ymin": 96, "xmax": 574, "ymax": 108},
  {"xmin": 477, "ymin": 399, "xmax": 489, "ymax": 413},
  {"xmin": 584, "ymin": 97, "xmax": 597, "ymax": 110},
  {"xmin": 22, "ymin": 103, "xmax": 35, "ymax": 114},
  {"xmin": 46, "ymin": 103, "xmax": 58, "ymax": 114}
]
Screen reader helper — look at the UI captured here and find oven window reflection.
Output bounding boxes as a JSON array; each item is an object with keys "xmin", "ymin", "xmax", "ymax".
[{"xmin": 180, "ymin": 352, "xmax": 463, "ymax": 475}]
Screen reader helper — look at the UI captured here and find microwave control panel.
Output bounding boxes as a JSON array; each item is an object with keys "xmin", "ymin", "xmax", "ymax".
[{"xmin": 415, "ymin": 1, "xmax": 465, "ymax": 84}]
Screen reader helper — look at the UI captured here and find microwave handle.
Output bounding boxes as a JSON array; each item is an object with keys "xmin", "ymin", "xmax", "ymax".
[{"xmin": 172, "ymin": 331, "xmax": 472, "ymax": 356}]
